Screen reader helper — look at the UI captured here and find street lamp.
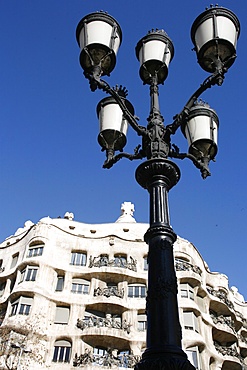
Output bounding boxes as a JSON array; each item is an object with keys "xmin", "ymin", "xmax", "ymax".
[{"xmin": 76, "ymin": 5, "xmax": 240, "ymax": 370}]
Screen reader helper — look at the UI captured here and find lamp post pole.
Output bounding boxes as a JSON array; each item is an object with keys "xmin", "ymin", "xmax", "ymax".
[
  {"xmin": 75, "ymin": 5, "xmax": 240, "ymax": 369},
  {"xmin": 135, "ymin": 158, "xmax": 184, "ymax": 369}
]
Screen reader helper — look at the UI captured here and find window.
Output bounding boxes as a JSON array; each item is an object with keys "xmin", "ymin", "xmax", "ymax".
[
  {"xmin": 10, "ymin": 253, "xmax": 19, "ymax": 269},
  {"xmin": 0, "ymin": 308, "xmax": 6, "ymax": 325},
  {"xmin": 54, "ymin": 306, "xmax": 70, "ymax": 324},
  {"xmin": 137, "ymin": 314, "xmax": 147, "ymax": 331},
  {"xmin": 0, "ymin": 281, "xmax": 6, "ymax": 297},
  {"xmin": 93, "ymin": 347, "xmax": 108, "ymax": 356},
  {"xmin": 114, "ymin": 254, "xmax": 127, "ymax": 268},
  {"xmin": 180, "ymin": 283, "xmax": 194, "ymax": 300},
  {"xmin": 71, "ymin": 278, "xmax": 89, "ymax": 294},
  {"xmin": 185, "ymin": 347, "xmax": 200, "ymax": 369},
  {"xmin": 70, "ymin": 252, "xmax": 87, "ymax": 266},
  {"xmin": 55, "ymin": 276, "xmax": 64, "ymax": 292},
  {"xmin": 27, "ymin": 242, "xmax": 44, "ymax": 257},
  {"xmin": 19, "ymin": 267, "xmax": 38, "ymax": 283},
  {"xmin": 143, "ymin": 256, "xmax": 148, "ymax": 271},
  {"xmin": 53, "ymin": 340, "xmax": 71, "ymax": 363},
  {"xmin": 118, "ymin": 350, "xmax": 130, "ymax": 368},
  {"xmin": 128, "ymin": 284, "xmax": 146, "ymax": 298},
  {"xmin": 10, "ymin": 297, "xmax": 33, "ymax": 316},
  {"xmin": 183, "ymin": 311, "xmax": 199, "ymax": 333},
  {"xmin": 10, "ymin": 278, "xmax": 15, "ymax": 293}
]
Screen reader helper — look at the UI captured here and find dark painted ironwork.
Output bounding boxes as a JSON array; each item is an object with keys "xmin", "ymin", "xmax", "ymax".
[
  {"xmin": 206, "ymin": 286, "xmax": 234, "ymax": 310},
  {"xmin": 73, "ymin": 350, "xmax": 140, "ymax": 368},
  {"xmin": 88, "ymin": 254, "xmax": 137, "ymax": 271},
  {"xmin": 175, "ymin": 258, "xmax": 202, "ymax": 276},
  {"xmin": 76, "ymin": 6, "xmax": 240, "ymax": 370},
  {"xmin": 135, "ymin": 159, "xmax": 195, "ymax": 369},
  {"xmin": 77, "ymin": 315, "xmax": 131, "ymax": 333},
  {"xmin": 94, "ymin": 285, "xmax": 124, "ymax": 298},
  {"xmin": 84, "ymin": 63, "xmax": 228, "ymax": 178}
]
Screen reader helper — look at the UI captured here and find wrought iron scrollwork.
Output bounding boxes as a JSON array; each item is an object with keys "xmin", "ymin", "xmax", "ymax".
[
  {"xmin": 207, "ymin": 287, "xmax": 234, "ymax": 310},
  {"xmin": 73, "ymin": 350, "xmax": 140, "ymax": 368},
  {"xmin": 175, "ymin": 259, "xmax": 202, "ymax": 276},
  {"xmin": 210, "ymin": 310, "xmax": 236, "ymax": 332},
  {"xmin": 94, "ymin": 286, "xmax": 124, "ymax": 298},
  {"xmin": 89, "ymin": 255, "xmax": 137, "ymax": 272},
  {"xmin": 77, "ymin": 314, "xmax": 131, "ymax": 334}
]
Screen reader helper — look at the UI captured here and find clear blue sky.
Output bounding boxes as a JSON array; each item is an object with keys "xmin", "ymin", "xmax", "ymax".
[{"xmin": 0, "ymin": 1, "xmax": 246, "ymax": 297}]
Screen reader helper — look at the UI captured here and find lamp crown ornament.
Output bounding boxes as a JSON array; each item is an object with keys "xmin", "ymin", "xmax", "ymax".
[{"xmin": 113, "ymin": 85, "xmax": 128, "ymax": 98}]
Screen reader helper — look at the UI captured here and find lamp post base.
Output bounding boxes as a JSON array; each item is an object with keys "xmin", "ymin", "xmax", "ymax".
[{"xmin": 135, "ymin": 346, "xmax": 196, "ymax": 370}]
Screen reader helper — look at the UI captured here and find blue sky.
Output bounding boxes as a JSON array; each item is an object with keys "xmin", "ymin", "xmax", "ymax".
[{"xmin": 0, "ymin": 1, "xmax": 246, "ymax": 297}]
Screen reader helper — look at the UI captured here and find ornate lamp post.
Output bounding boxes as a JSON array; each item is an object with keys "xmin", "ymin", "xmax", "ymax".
[{"xmin": 76, "ymin": 5, "xmax": 240, "ymax": 370}]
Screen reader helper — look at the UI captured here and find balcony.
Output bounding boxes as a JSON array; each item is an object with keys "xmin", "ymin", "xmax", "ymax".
[
  {"xmin": 207, "ymin": 287, "xmax": 235, "ymax": 316},
  {"xmin": 89, "ymin": 255, "xmax": 137, "ymax": 272},
  {"xmin": 210, "ymin": 310, "xmax": 236, "ymax": 334},
  {"xmin": 175, "ymin": 259, "xmax": 202, "ymax": 284},
  {"xmin": 214, "ymin": 341, "xmax": 242, "ymax": 366},
  {"xmin": 73, "ymin": 350, "xmax": 140, "ymax": 368},
  {"xmin": 94, "ymin": 286, "xmax": 124, "ymax": 299},
  {"xmin": 77, "ymin": 314, "xmax": 131, "ymax": 334}
]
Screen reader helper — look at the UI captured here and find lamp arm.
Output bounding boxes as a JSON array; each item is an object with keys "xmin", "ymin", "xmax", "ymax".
[
  {"xmin": 85, "ymin": 68, "xmax": 147, "ymax": 137},
  {"xmin": 107, "ymin": 87, "xmax": 147, "ymax": 137},
  {"xmin": 169, "ymin": 148, "xmax": 211, "ymax": 179},
  {"xmin": 103, "ymin": 145, "xmax": 145, "ymax": 169},
  {"xmin": 166, "ymin": 68, "xmax": 226, "ymax": 135}
]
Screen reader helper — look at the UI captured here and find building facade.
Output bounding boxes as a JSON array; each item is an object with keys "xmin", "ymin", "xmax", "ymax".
[{"xmin": 0, "ymin": 203, "xmax": 246, "ymax": 370}]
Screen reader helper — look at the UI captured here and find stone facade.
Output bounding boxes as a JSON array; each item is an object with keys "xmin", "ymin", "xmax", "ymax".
[{"xmin": 0, "ymin": 205, "xmax": 246, "ymax": 369}]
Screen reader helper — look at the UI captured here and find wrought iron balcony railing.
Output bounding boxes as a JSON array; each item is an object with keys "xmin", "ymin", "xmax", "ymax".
[
  {"xmin": 175, "ymin": 258, "xmax": 202, "ymax": 276},
  {"xmin": 89, "ymin": 255, "xmax": 137, "ymax": 272},
  {"xmin": 210, "ymin": 310, "xmax": 236, "ymax": 333},
  {"xmin": 73, "ymin": 350, "xmax": 140, "ymax": 368},
  {"xmin": 207, "ymin": 287, "xmax": 234, "ymax": 310},
  {"xmin": 94, "ymin": 286, "xmax": 125, "ymax": 299},
  {"xmin": 77, "ymin": 315, "xmax": 131, "ymax": 334}
]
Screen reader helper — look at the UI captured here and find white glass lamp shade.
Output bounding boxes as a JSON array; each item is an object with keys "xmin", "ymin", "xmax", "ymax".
[
  {"xmin": 182, "ymin": 103, "xmax": 219, "ymax": 160},
  {"xmin": 135, "ymin": 30, "xmax": 174, "ymax": 84},
  {"xmin": 76, "ymin": 12, "xmax": 122, "ymax": 76},
  {"xmin": 191, "ymin": 6, "xmax": 240, "ymax": 72},
  {"xmin": 96, "ymin": 96, "xmax": 134, "ymax": 152}
]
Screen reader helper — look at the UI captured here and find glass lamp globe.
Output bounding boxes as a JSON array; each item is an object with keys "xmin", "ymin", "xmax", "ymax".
[
  {"xmin": 191, "ymin": 6, "xmax": 240, "ymax": 72},
  {"xmin": 181, "ymin": 101, "xmax": 219, "ymax": 161},
  {"xmin": 96, "ymin": 95, "xmax": 134, "ymax": 153},
  {"xmin": 76, "ymin": 11, "xmax": 122, "ymax": 76},
  {"xmin": 135, "ymin": 29, "xmax": 174, "ymax": 85}
]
